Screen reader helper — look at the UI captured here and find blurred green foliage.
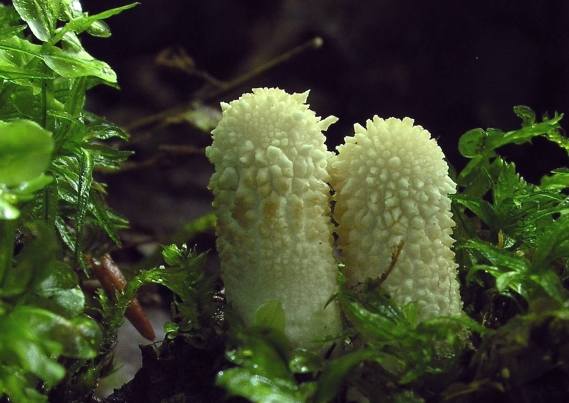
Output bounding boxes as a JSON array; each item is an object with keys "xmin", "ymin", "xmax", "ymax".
[{"xmin": 0, "ymin": 1, "xmax": 136, "ymax": 401}]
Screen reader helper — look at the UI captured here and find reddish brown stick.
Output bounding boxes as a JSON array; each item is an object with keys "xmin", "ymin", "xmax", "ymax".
[{"xmin": 91, "ymin": 254, "xmax": 156, "ymax": 341}]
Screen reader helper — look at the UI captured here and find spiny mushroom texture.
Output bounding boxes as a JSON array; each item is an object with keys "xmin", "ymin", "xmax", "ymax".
[
  {"xmin": 206, "ymin": 88, "xmax": 341, "ymax": 346},
  {"xmin": 330, "ymin": 116, "xmax": 462, "ymax": 318}
]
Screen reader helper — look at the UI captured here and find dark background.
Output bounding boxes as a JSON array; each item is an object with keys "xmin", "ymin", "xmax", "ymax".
[{"xmin": 81, "ymin": 0, "xmax": 569, "ymax": 242}]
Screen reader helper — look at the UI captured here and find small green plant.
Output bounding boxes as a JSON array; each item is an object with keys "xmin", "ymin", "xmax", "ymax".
[
  {"xmin": 453, "ymin": 108, "xmax": 569, "ymax": 308},
  {"xmin": 0, "ymin": 1, "xmax": 138, "ymax": 401}
]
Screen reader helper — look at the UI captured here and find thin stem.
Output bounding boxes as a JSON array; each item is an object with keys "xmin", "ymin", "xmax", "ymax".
[
  {"xmin": 0, "ymin": 219, "xmax": 17, "ymax": 286},
  {"xmin": 126, "ymin": 36, "xmax": 324, "ymax": 132},
  {"xmin": 202, "ymin": 36, "xmax": 324, "ymax": 102},
  {"xmin": 376, "ymin": 241, "xmax": 405, "ymax": 289},
  {"xmin": 156, "ymin": 47, "xmax": 226, "ymax": 88},
  {"xmin": 40, "ymin": 78, "xmax": 50, "ymax": 222},
  {"xmin": 40, "ymin": 79, "xmax": 47, "ymax": 128},
  {"xmin": 43, "ymin": 185, "xmax": 57, "ymax": 224}
]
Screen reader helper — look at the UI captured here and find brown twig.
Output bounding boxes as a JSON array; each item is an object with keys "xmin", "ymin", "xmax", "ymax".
[
  {"xmin": 156, "ymin": 46, "xmax": 226, "ymax": 88},
  {"xmin": 126, "ymin": 36, "xmax": 324, "ymax": 132},
  {"xmin": 90, "ymin": 254, "xmax": 156, "ymax": 341},
  {"xmin": 200, "ymin": 36, "xmax": 323, "ymax": 101},
  {"xmin": 158, "ymin": 144, "xmax": 203, "ymax": 155},
  {"xmin": 375, "ymin": 240, "xmax": 405, "ymax": 289}
]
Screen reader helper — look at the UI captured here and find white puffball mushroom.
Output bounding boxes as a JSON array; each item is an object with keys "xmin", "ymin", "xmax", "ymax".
[
  {"xmin": 330, "ymin": 116, "xmax": 462, "ymax": 319},
  {"xmin": 206, "ymin": 87, "xmax": 341, "ymax": 346}
]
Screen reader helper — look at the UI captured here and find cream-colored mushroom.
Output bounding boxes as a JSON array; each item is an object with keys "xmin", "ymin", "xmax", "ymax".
[
  {"xmin": 330, "ymin": 116, "xmax": 462, "ymax": 318},
  {"xmin": 206, "ymin": 88, "xmax": 341, "ymax": 346}
]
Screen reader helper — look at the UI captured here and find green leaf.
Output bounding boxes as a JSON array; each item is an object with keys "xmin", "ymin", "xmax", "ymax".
[
  {"xmin": 100, "ymin": 245, "xmax": 206, "ymax": 335},
  {"xmin": 29, "ymin": 261, "xmax": 85, "ymax": 317},
  {"xmin": 0, "ymin": 365, "xmax": 48, "ymax": 403},
  {"xmin": 0, "ymin": 194, "xmax": 20, "ymax": 220},
  {"xmin": 341, "ymin": 297, "xmax": 402, "ymax": 342},
  {"xmin": 58, "ymin": 0, "xmax": 83, "ymax": 20},
  {"xmin": 458, "ymin": 128, "xmax": 487, "ymax": 158},
  {"xmin": 545, "ymin": 129, "xmax": 569, "ymax": 154},
  {"xmin": 314, "ymin": 350, "xmax": 376, "ymax": 403},
  {"xmin": 149, "ymin": 245, "xmax": 206, "ymax": 298},
  {"xmin": 0, "ymin": 306, "xmax": 66, "ymax": 385},
  {"xmin": 531, "ymin": 216, "xmax": 569, "ymax": 271},
  {"xmin": 456, "ymin": 156, "xmax": 494, "ymax": 197},
  {"xmin": 86, "ymin": 20, "xmax": 111, "ymax": 38},
  {"xmin": 338, "ymin": 285, "xmax": 484, "ymax": 387},
  {"xmin": 289, "ymin": 349, "xmax": 323, "ymax": 374},
  {"xmin": 0, "ymin": 34, "xmax": 119, "ymax": 84},
  {"xmin": 460, "ymin": 239, "xmax": 529, "ymax": 273},
  {"xmin": 161, "ymin": 244, "xmax": 186, "ymax": 266},
  {"xmin": 63, "ymin": 76, "xmax": 86, "ymax": 118},
  {"xmin": 495, "ymin": 271, "xmax": 525, "ymax": 294},
  {"xmin": 0, "ymin": 119, "xmax": 53, "ymax": 186},
  {"xmin": 11, "ymin": 174, "xmax": 53, "ymax": 200},
  {"xmin": 88, "ymin": 144, "xmax": 132, "ymax": 171},
  {"xmin": 0, "ymin": 36, "xmax": 51, "ymax": 82},
  {"xmin": 541, "ymin": 168, "xmax": 569, "ymax": 190},
  {"xmin": 91, "ymin": 193, "xmax": 128, "ymax": 244},
  {"xmin": 55, "ymin": 315, "xmax": 101, "ymax": 359},
  {"xmin": 529, "ymin": 271, "xmax": 568, "ymax": 303},
  {"xmin": 452, "ymin": 194, "xmax": 496, "ymax": 227},
  {"xmin": 0, "ymin": 175, "xmax": 53, "ymax": 222},
  {"xmin": 493, "ymin": 158, "xmax": 529, "ymax": 207},
  {"xmin": 74, "ymin": 148, "xmax": 94, "ymax": 258},
  {"xmin": 52, "ymin": 152, "xmax": 128, "ymax": 250},
  {"xmin": 84, "ymin": 113, "xmax": 129, "ymax": 140},
  {"xmin": 0, "ymin": 306, "xmax": 99, "ymax": 381},
  {"xmin": 255, "ymin": 300, "xmax": 286, "ymax": 334},
  {"xmin": 216, "ymin": 326, "xmax": 315, "ymax": 403},
  {"xmin": 51, "ymin": 3, "xmax": 139, "ymax": 44},
  {"xmin": 466, "ymin": 264, "xmax": 501, "ymax": 282},
  {"xmin": 42, "ymin": 34, "xmax": 117, "ymax": 83},
  {"xmin": 513, "ymin": 105, "xmax": 536, "ymax": 127},
  {"xmin": 487, "ymin": 116, "xmax": 562, "ymax": 150},
  {"xmin": 1, "ymin": 222, "xmax": 58, "ymax": 297},
  {"xmin": 13, "ymin": 0, "xmax": 63, "ymax": 41},
  {"xmin": 0, "ymin": 4, "xmax": 26, "ymax": 39},
  {"xmin": 456, "ymin": 108, "xmax": 564, "ymax": 166},
  {"xmin": 55, "ymin": 215, "xmax": 75, "ymax": 251},
  {"xmin": 226, "ymin": 331, "xmax": 292, "ymax": 381},
  {"xmin": 216, "ymin": 367, "xmax": 314, "ymax": 403}
]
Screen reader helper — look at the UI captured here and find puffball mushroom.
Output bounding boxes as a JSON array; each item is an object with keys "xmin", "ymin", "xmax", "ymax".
[
  {"xmin": 330, "ymin": 116, "xmax": 462, "ymax": 318},
  {"xmin": 206, "ymin": 87, "xmax": 342, "ymax": 346}
]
